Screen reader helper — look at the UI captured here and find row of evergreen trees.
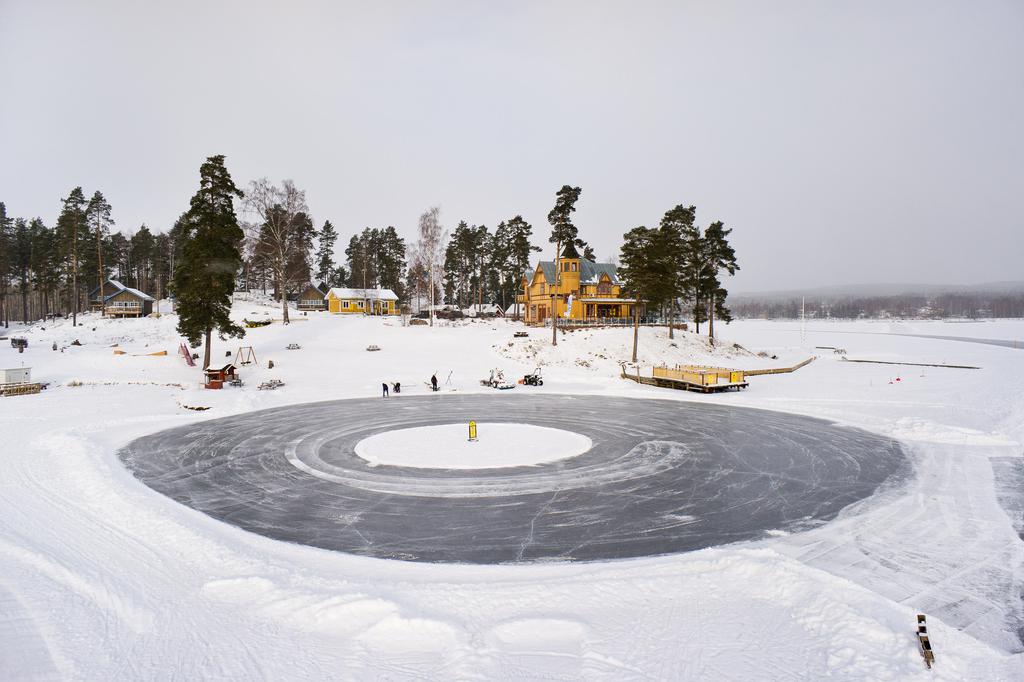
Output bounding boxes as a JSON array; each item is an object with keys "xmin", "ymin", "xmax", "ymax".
[
  {"xmin": 2, "ymin": 162, "xmax": 741, "ymax": 364},
  {"xmin": 618, "ymin": 204, "xmax": 739, "ymax": 339},
  {"xmin": 0, "ymin": 191, "xmax": 182, "ymax": 327},
  {"xmin": 441, "ymin": 217, "xmax": 543, "ymax": 311}
]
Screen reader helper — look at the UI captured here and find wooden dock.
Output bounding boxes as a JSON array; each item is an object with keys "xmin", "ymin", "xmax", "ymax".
[
  {"xmin": 619, "ymin": 356, "xmax": 815, "ymax": 394},
  {"xmin": 620, "ymin": 366, "xmax": 748, "ymax": 393},
  {"xmin": 744, "ymin": 356, "xmax": 815, "ymax": 376},
  {"xmin": 0, "ymin": 382, "xmax": 43, "ymax": 397}
]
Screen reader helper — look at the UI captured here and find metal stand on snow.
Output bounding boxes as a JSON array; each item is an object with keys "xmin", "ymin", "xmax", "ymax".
[{"xmin": 917, "ymin": 614, "xmax": 935, "ymax": 669}]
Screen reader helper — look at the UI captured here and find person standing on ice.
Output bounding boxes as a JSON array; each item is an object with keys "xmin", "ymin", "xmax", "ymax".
[
  {"xmin": 430, "ymin": 374, "xmax": 438, "ymax": 392},
  {"xmin": 382, "ymin": 382, "xmax": 389, "ymax": 397}
]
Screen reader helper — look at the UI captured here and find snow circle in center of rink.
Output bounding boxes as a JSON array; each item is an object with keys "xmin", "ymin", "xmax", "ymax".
[{"xmin": 353, "ymin": 423, "xmax": 593, "ymax": 469}]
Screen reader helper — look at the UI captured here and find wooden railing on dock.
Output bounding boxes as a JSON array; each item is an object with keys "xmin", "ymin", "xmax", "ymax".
[
  {"xmin": 0, "ymin": 382, "xmax": 43, "ymax": 397},
  {"xmin": 744, "ymin": 356, "xmax": 815, "ymax": 376},
  {"xmin": 619, "ymin": 356, "xmax": 815, "ymax": 394}
]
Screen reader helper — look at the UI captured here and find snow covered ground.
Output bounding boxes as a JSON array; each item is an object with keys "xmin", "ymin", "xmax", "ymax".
[{"xmin": 1, "ymin": 300, "xmax": 1022, "ymax": 680}]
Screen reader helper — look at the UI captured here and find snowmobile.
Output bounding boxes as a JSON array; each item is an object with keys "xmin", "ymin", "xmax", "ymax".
[{"xmin": 521, "ymin": 367, "xmax": 543, "ymax": 386}]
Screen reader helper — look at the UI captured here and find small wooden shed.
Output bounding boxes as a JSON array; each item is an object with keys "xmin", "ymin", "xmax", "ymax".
[
  {"xmin": 203, "ymin": 363, "xmax": 238, "ymax": 389},
  {"xmin": 2, "ymin": 367, "xmax": 31, "ymax": 384}
]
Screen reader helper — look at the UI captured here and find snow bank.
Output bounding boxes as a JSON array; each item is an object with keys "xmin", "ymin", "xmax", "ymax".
[{"xmin": 1, "ymin": 309, "xmax": 1022, "ymax": 679}]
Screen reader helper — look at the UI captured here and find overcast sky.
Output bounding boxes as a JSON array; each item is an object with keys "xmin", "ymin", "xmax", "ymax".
[{"xmin": 1, "ymin": 1, "xmax": 1021, "ymax": 292}]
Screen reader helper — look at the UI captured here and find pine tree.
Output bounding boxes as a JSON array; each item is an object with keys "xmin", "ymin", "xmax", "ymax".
[
  {"xmin": 12, "ymin": 218, "xmax": 33, "ymax": 322},
  {"xmin": 130, "ymin": 225, "xmax": 157, "ymax": 293},
  {"xmin": 57, "ymin": 187, "xmax": 88, "ymax": 325},
  {"xmin": 656, "ymin": 205, "xmax": 695, "ymax": 339},
  {"xmin": 546, "ymin": 185, "xmax": 582, "ymax": 345},
  {"xmin": 328, "ymin": 264, "xmax": 347, "ymax": 288},
  {"xmin": 0, "ymin": 202, "xmax": 11, "ymax": 326},
  {"xmin": 618, "ymin": 225, "xmax": 659, "ymax": 362},
  {"xmin": 680, "ymin": 221, "xmax": 709, "ymax": 333},
  {"xmin": 314, "ymin": 220, "xmax": 338, "ymax": 283},
  {"xmin": 85, "ymin": 191, "xmax": 114, "ymax": 315},
  {"xmin": 443, "ymin": 221, "xmax": 478, "ymax": 307},
  {"xmin": 172, "ymin": 155, "xmax": 245, "ymax": 370},
  {"xmin": 377, "ymin": 226, "xmax": 407, "ymax": 300},
  {"xmin": 31, "ymin": 220, "xmax": 62, "ymax": 319},
  {"xmin": 346, "ymin": 229, "xmax": 378, "ymax": 290},
  {"xmin": 495, "ymin": 215, "xmax": 539, "ymax": 318},
  {"xmin": 702, "ymin": 220, "xmax": 739, "ymax": 340}
]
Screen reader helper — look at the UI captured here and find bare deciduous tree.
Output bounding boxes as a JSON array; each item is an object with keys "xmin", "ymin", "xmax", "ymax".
[
  {"xmin": 416, "ymin": 206, "xmax": 446, "ymax": 327},
  {"xmin": 243, "ymin": 179, "xmax": 314, "ymax": 325}
]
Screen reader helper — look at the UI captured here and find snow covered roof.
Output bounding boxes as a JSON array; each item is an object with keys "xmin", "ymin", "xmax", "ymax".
[
  {"xmin": 534, "ymin": 259, "xmax": 620, "ymax": 286},
  {"xmin": 120, "ymin": 287, "xmax": 155, "ymax": 302},
  {"xmin": 463, "ymin": 304, "xmax": 503, "ymax": 316},
  {"xmin": 88, "ymin": 279, "xmax": 125, "ymax": 297},
  {"xmin": 326, "ymin": 288, "xmax": 399, "ymax": 301},
  {"xmin": 90, "ymin": 279, "xmax": 153, "ymax": 302}
]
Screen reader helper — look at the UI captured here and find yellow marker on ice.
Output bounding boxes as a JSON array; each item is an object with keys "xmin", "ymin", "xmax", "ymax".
[{"xmin": 468, "ymin": 420, "xmax": 478, "ymax": 442}]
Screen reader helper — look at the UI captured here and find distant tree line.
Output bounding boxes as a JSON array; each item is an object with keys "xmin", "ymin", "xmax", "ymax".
[
  {"xmin": 1, "ymin": 172, "xmax": 744, "ymax": 365},
  {"xmin": 731, "ymin": 293, "xmax": 1024, "ymax": 320},
  {"xmin": 0, "ymin": 193, "xmax": 181, "ymax": 326}
]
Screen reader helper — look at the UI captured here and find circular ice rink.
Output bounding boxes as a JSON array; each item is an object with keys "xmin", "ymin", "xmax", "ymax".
[{"xmin": 118, "ymin": 394, "xmax": 906, "ymax": 564}]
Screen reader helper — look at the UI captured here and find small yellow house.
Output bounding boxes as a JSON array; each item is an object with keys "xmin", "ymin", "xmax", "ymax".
[
  {"xmin": 326, "ymin": 287, "xmax": 399, "ymax": 315},
  {"xmin": 519, "ymin": 243, "xmax": 636, "ymax": 324}
]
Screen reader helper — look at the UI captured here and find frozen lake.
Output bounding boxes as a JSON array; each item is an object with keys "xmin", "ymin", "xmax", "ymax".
[{"xmin": 120, "ymin": 394, "xmax": 907, "ymax": 563}]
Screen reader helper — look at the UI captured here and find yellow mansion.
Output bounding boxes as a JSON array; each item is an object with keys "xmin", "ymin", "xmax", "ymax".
[{"xmin": 519, "ymin": 243, "xmax": 636, "ymax": 324}]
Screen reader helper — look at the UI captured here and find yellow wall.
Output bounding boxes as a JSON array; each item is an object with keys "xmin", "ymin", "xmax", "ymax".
[
  {"xmin": 327, "ymin": 295, "xmax": 397, "ymax": 315},
  {"xmin": 522, "ymin": 259, "xmax": 632, "ymax": 323}
]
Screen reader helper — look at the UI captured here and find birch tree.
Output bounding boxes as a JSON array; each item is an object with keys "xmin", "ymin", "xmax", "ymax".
[
  {"xmin": 243, "ymin": 179, "xmax": 314, "ymax": 324},
  {"xmin": 416, "ymin": 206, "xmax": 445, "ymax": 326}
]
